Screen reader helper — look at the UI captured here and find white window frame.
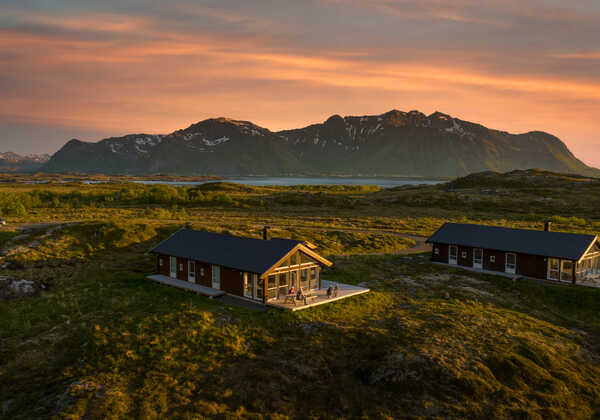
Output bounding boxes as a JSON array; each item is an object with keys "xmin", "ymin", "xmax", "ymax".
[
  {"xmin": 169, "ymin": 256, "xmax": 177, "ymax": 278},
  {"xmin": 505, "ymin": 253, "xmax": 516, "ymax": 274},
  {"xmin": 188, "ymin": 260, "xmax": 195, "ymax": 282},
  {"xmin": 547, "ymin": 258, "xmax": 560, "ymax": 281},
  {"xmin": 211, "ymin": 265, "xmax": 221, "ymax": 289},
  {"xmin": 473, "ymin": 248, "xmax": 483, "ymax": 269},
  {"xmin": 449, "ymin": 245, "xmax": 458, "ymax": 265},
  {"xmin": 490, "ymin": 255, "xmax": 495, "ymax": 263},
  {"xmin": 159, "ymin": 258, "xmax": 163, "ymax": 266},
  {"xmin": 434, "ymin": 247, "xmax": 439, "ymax": 255},
  {"xmin": 560, "ymin": 260, "xmax": 574, "ymax": 283},
  {"xmin": 243, "ymin": 272, "xmax": 253, "ymax": 298},
  {"xmin": 252, "ymin": 274, "xmax": 261, "ymax": 301}
]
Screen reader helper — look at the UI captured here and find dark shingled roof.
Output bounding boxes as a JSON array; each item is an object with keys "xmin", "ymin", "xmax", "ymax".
[
  {"xmin": 149, "ymin": 229, "xmax": 306, "ymax": 274},
  {"xmin": 427, "ymin": 223, "xmax": 597, "ymax": 261}
]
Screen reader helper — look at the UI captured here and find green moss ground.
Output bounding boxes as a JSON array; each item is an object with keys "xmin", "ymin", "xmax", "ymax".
[{"xmin": 0, "ymin": 170, "xmax": 599, "ymax": 418}]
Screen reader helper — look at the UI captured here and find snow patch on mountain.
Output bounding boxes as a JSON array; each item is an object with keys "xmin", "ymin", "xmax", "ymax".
[
  {"xmin": 202, "ymin": 137, "xmax": 230, "ymax": 146},
  {"xmin": 135, "ymin": 136, "xmax": 163, "ymax": 146},
  {"xmin": 445, "ymin": 120, "xmax": 465, "ymax": 135}
]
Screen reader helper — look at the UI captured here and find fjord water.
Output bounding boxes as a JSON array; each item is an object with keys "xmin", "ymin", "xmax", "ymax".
[{"xmin": 135, "ymin": 177, "xmax": 446, "ymax": 188}]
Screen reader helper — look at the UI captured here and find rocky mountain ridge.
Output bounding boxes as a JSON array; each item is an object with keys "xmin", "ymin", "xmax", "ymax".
[
  {"xmin": 41, "ymin": 110, "xmax": 599, "ymax": 177},
  {"xmin": 0, "ymin": 152, "xmax": 50, "ymax": 172}
]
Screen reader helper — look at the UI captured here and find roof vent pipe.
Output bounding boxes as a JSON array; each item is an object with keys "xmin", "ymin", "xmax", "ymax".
[
  {"xmin": 263, "ymin": 226, "xmax": 270, "ymax": 240},
  {"xmin": 544, "ymin": 221, "xmax": 552, "ymax": 232}
]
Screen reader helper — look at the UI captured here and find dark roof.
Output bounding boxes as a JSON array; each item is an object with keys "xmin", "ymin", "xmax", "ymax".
[
  {"xmin": 427, "ymin": 223, "xmax": 597, "ymax": 261},
  {"xmin": 149, "ymin": 229, "xmax": 308, "ymax": 274}
]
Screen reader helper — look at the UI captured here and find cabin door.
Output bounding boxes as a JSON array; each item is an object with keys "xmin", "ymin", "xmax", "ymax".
[
  {"xmin": 505, "ymin": 253, "xmax": 516, "ymax": 274},
  {"xmin": 188, "ymin": 260, "xmax": 195, "ymax": 283},
  {"xmin": 211, "ymin": 265, "xmax": 221, "ymax": 289},
  {"xmin": 473, "ymin": 248, "xmax": 483, "ymax": 269},
  {"xmin": 449, "ymin": 246, "xmax": 458, "ymax": 265},
  {"xmin": 547, "ymin": 258, "xmax": 560, "ymax": 281},
  {"xmin": 169, "ymin": 256, "xmax": 177, "ymax": 278}
]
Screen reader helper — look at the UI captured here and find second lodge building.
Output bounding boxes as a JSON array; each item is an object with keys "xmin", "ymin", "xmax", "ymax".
[{"xmin": 427, "ymin": 222, "xmax": 600, "ymax": 285}]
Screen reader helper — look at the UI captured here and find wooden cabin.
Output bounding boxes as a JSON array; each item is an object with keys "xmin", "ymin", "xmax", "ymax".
[
  {"xmin": 427, "ymin": 222, "xmax": 600, "ymax": 285},
  {"xmin": 149, "ymin": 227, "xmax": 332, "ymax": 303}
]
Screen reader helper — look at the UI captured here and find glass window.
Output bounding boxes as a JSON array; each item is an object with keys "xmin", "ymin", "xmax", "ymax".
[
  {"xmin": 254, "ymin": 274, "xmax": 262, "ymax": 301},
  {"xmin": 159, "ymin": 258, "xmax": 163, "ymax": 266},
  {"xmin": 290, "ymin": 252, "xmax": 298, "ymax": 266},
  {"xmin": 266, "ymin": 275, "xmax": 277, "ymax": 300},
  {"xmin": 449, "ymin": 246, "xmax": 458, "ymax": 264},
  {"xmin": 277, "ymin": 258, "xmax": 289, "ymax": 269},
  {"xmin": 290, "ymin": 271, "xmax": 297, "ymax": 288},
  {"xmin": 548, "ymin": 258, "xmax": 560, "ymax": 280},
  {"xmin": 278, "ymin": 272, "xmax": 288, "ymax": 286},
  {"xmin": 461, "ymin": 251, "xmax": 467, "ymax": 258},
  {"xmin": 301, "ymin": 252, "xmax": 318, "ymax": 265},
  {"xmin": 309, "ymin": 268, "xmax": 319, "ymax": 289},
  {"xmin": 170, "ymin": 256, "xmax": 176, "ymax": 277},
  {"xmin": 449, "ymin": 246, "xmax": 458, "ymax": 258},
  {"xmin": 505, "ymin": 253, "xmax": 516, "ymax": 273},
  {"xmin": 561, "ymin": 260, "xmax": 574, "ymax": 282},
  {"xmin": 300, "ymin": 269, "xmax": 309, "ymax": 290},
  {"xmin": 188, "ymin": 260, "xmax": 195, "ymax": 277},
  {"xmin": 244, "ymin": 273, "xmax": 253, "ymax": 298},
  {"xmin": 434, "ymin": 248, "xmax": 439, "ymax": 255},
  {"xmin": 473, "ymin": 249, "xmax": 482, "ymax": 264},
  {"xmin": 278, "ymin": 272, "xmax": 289, "ymax": 297},
  {"xmin": 490, "ymin": 255, "xmax": 495, "ymax": 263},
  {"xmin": 211, "ymin": 265, "xmax": 220, "ymax": 289}
]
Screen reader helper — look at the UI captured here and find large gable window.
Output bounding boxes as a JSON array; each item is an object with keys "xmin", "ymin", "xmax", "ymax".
[
  {"xmin": 290, "ymin": 252, "xmax": 299, "ymax": 266},
  {"xmin": 278, "ymin": 272, "xmax": 289, "ymax": 298},
  {"xmin": 301, "ymin": 252, "xmax": 318, "ymax": 265},
  {"xmin": 277, "ymin": 258, "xmax": 289, "ymax": 269}
]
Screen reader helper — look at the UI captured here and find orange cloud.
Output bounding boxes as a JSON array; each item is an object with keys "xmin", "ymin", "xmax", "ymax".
[{"xmin": 0, "ymin": 4, "xmax": 599, "ymax": 167}]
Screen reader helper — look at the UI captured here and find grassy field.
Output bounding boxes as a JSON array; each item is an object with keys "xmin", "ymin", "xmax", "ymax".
[{"xmin": 1, "ymin": 170, "xmax": 600, "ymax": 419}]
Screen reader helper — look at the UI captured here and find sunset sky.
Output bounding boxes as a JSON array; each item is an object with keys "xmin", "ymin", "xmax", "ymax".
[{"xmin": 1, "ymin": 0, "xmax": 599, "ymax": 167}]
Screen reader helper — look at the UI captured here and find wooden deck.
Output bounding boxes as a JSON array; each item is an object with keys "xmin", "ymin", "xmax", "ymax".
[
  {"xmin": 266, "ymin": 280, "xmax": 369, "ymax": 311},
  {"xmin": 147, "ymin": 274, "xmax": 226, "ymax": 297},
  {"xmin": 147, "ymin": 275, "xmax": 369, "ymax": 308}
]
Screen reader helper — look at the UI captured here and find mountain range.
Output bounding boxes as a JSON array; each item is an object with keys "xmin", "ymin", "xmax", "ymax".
[
  {"xmin": 38, "ymin": 110, "xmax": 600, "ymax": 177},
  {"xmin": 0, "ymin": 152, "xmax": 50, "ymax": 172}
]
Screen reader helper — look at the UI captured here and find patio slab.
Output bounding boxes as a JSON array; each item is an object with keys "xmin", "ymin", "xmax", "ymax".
[{"xmin": 147, "ymin": 274, "xmax": 225, "ymax": 297}]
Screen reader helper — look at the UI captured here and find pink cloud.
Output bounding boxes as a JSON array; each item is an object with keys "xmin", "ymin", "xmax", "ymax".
[{"xmin": 0, "ymin": 4, "xmax": 599, "ymax": 167}]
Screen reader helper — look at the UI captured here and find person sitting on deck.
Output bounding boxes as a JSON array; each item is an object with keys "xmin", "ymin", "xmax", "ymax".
[
  {"xmin": 288, "ymin": 286, "xmax": 295, "ymax": 296},
  {"xmin": 296, "ymin": 289, "xmax": 302, "ymax": 300},
  {"xmin": 326, "ymin": 285, "xmax": 333, "ymax": 298}
]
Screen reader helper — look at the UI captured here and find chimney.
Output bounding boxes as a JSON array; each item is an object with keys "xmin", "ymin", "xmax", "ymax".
[
  {"xmin": 544, "ymin": 221, "xmax": 552, "ymax": 232},
  {"xmin": 263, "ymin": 226, "xmax": 270, "ymax": 240}
]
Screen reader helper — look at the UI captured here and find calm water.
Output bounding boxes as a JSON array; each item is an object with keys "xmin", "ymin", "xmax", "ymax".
[{"xmin": 134, "ymin": 177, "xmax": 446, "ymax": 188}]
